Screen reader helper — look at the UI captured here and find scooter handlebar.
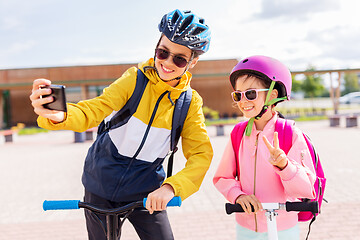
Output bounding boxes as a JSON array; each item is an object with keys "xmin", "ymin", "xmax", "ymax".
[
  {"xmin": 285, "ymin": 201, "xmax": 319, "ymax": 213},
  {"xmin": 143, "ymin": 196, "xmax": 182, "ymax": 208},
  {"xmin": 43, "ymin": 196, "xmax": 182, "ymax": 212},
  {"xmin": 225, "ymin": 201, "xmax": 319, "ymax": 215},
  {"xmin": 43, "ymin": 200, "xmax": 80, "ymax": 211}
]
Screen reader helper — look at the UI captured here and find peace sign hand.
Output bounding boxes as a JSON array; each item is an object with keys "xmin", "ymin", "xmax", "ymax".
[{"xmin": 262, "ymin": 132, "xmax": 288, "ymax": 170}]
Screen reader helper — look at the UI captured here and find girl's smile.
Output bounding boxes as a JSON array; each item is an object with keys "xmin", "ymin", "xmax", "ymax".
[
  {"xmin": 235, "ymin": 76, "xmax": 267, "ymax": 119},
  {"xmin": 242, "ymin": 106, "xmax": 255, "ymax": 111},
  {"xmin": 234, "ymin": 74, "xmax": 279, "ymax": 131}
]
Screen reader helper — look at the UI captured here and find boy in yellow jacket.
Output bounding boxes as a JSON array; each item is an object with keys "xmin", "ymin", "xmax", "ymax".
[{"xmin": 30, "ymin": 9, "xmax": 213, "ymax": 240}]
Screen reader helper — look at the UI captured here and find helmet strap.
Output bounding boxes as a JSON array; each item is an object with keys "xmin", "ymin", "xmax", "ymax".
[{"xmin": 244, "ymin": 81, "xmax": 285, "ymax": 136}]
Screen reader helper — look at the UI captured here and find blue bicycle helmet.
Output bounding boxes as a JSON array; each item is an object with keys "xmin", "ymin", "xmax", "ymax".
[{"xmin": 158, "ymin": 9, "xmax": 211, "ymax": 54}]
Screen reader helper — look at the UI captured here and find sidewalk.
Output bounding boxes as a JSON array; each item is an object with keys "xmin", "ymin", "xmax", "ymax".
[{"xmin": 0, "ymin": 120, "xmax": 359, "ymax": 239}]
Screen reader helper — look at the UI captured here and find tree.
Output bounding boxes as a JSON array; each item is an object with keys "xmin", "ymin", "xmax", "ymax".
[
  {"xmin": 302, "ymin": 66, "xmax": 326, "ymax": 98},
  {"xmin": 291, "ymin": 75, "xmax": 302, "ymax": 93},
  {"xmin": 342, "ymin": 72, "xmax": 360, "ymax": 95}
]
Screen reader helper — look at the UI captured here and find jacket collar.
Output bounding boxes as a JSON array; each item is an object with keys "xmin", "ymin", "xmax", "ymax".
[{"xmin": 251, "ymin": 112, "xmax": 279, "ymax": 135}]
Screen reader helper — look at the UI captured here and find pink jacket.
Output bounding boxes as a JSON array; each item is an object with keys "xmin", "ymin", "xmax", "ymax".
[{"xmin": 213, "ymin": 114, "xmax": 316, "ymax": 232}]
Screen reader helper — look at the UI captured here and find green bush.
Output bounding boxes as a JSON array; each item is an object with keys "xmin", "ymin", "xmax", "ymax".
[{"xmin": 202, "ymin": 106, "xmax": 220, "ymax": 120}]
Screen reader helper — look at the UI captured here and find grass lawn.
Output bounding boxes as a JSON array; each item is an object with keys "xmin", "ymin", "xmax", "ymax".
[{"xmin": 18, "ymin": 127, "xmax": 48, "ymax": 135}]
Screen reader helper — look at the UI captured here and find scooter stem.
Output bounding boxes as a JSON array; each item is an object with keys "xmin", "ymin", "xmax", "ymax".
[{"xmin": 265, "ymin": 210, "xmax": 279, "ymax": 240}]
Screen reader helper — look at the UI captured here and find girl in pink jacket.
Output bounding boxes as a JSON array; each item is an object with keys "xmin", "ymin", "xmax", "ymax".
[{"xmin": 213, "ymin": 55, "xmax": 316, "ymax": 240}]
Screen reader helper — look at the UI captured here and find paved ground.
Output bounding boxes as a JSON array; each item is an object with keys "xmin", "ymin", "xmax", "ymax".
[{"xmin": 0, "ymin": 118, "xmax": 359, "ymax": 239}]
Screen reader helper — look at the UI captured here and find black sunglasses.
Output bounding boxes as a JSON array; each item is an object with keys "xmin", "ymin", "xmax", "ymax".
[{"xmin": 155, "ymin": 48, "xmax": 190, "ymax": 68}]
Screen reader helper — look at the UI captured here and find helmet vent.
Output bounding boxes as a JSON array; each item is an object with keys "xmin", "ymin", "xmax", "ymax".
[
  {"xmin": 243, "ymin": 59, "xmax": 248, "ymax": 63},
  {"xmin": 179, "ymin": 15, "xmax": 194, "ymax": 33},
  {"xmin": 192, "ymin": 27, "xmax": 206, "ymax": 35},
  {"xmin": 199, "ymin": 18, "xmax": 205, "ymax": 24},
  {"xmin": 273, "ymin": 76, "xmax": 276, "ymax": 79},
  {"xmin": 172, "ymin": 11, "xmax": 180, "ymax": 25}
]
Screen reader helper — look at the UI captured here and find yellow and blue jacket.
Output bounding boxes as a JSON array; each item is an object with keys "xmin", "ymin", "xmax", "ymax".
[{"xmin": 37, "ymin": 58, "xmax": 213, "ymax": 202}]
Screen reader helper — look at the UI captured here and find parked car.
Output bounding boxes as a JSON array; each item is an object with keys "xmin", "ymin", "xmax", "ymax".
[{"xmin": 339, "ymin": 92, "xmax": 360, "ymax": 104}]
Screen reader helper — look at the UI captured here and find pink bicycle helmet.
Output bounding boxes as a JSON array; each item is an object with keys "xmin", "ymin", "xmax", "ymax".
[{"xmin": 229, "ymin": 55, "xmax": 292, "ymax": 101}]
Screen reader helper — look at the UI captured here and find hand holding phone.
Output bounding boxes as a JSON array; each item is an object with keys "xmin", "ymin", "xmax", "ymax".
[{"xmin": 41, "ymin": 84, "xmax": 67, "ymax": 112}]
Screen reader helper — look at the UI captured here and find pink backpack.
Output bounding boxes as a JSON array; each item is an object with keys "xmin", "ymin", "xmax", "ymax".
[{"xmin": 230, "ymin": 117, "xmax": 326, "ymax": 222}]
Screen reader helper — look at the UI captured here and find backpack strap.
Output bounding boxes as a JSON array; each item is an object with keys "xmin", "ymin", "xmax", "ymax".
[
  {"xmin": 167, "ymin": 87, "xmax": 193, "ymax": 177},
  {"xmin": 230, "ymin": 121, "xmax": 248, "ymax": 178},
  {"xmin": 97, "ymin": 69, "xmax": 148, "ymax": 135},
  {"xmin": 275, "ymin": 117, "xmax": 295, "ymax": 154}
]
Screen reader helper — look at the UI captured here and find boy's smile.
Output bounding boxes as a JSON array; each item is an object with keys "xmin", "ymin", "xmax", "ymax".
[
  {"xmin": 155, "ymin": 35, "xmax": 198, "ymax": 83},
  {"xmin": 160, "ymin": 64, "xmax": 174, "ymax": 74}
]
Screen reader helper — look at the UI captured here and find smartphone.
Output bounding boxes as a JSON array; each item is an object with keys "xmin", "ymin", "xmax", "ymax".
[{"xmin": 42, "ymin": 84, "xmax": 67, "ymax": 112}]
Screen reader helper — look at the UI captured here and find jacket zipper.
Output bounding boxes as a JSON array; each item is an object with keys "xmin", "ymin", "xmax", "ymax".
[
  {"xmin": 111, "ymin": 90, "xmax": 169, "ymax": 200},
  {"xmin": 254, "ymin": 133, "xmax": 260, "ymax": 232}
]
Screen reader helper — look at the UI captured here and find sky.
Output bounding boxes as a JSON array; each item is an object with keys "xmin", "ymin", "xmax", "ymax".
[{"xmin": 1, "ymin": 0, "xmax": 359, "ymax": 72}]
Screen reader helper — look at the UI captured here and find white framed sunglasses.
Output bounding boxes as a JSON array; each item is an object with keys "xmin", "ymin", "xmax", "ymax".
[{"xmin": 231, "ymin": 88, "xmax": 269, "ymax": 102}]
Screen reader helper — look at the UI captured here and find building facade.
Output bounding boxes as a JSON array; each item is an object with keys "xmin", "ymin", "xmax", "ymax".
[{"xmin": 0, "ymin": 59, "xmax": 238, "ymax": 128}]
